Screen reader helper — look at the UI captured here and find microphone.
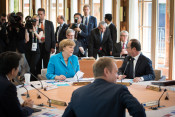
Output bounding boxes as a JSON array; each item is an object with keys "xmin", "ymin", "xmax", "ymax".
[
  {"xmin": 70, "ymin": 61, "xmax": 79, "ymax": 82},
  {"xmin": 30, "ymin": 72, "xmax": 44, "ymax": 89},
  {"xmin": 150, "ymin": 89, "xmax": 167, "ymax": 110},
  {"xmin": 13, "ymin": 78, "xmax": 30, "ymax": 98},
  {"xmin": 30, "ymin": 84, "xmax": 51, "ymax": 107},
  {"xmin": 22, "ymin": 84, "xmax": 30, "ymax": 98},
  {"xmin": 158, "ymin": 89, "xmax": 167, "ymax": 108},
  {"xmin": 121, "ymin": 56, "xmax": 131, "ymax": 83}
]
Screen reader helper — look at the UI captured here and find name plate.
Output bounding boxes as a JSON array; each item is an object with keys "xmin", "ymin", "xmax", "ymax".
[
  {"xmin": 146, "ymin": 85, "xmax": 161, "ymax": 92},
  {"xmin": 116, "ymin": 82, "xmax": 132, "ymax": 86},
  {"xmin": 72, "ymin": 82, "xmax": 91, "ymax": 86}
]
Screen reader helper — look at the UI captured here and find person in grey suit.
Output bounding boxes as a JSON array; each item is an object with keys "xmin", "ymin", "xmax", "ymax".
[
  {"xmin": 118, "ymin": 39, "xmax": 155, "ymax": 82},
  {"xmin": 0, "ymin": 51, "xmax": 34, "ymax": 117},
  {"xmin": 88, "ymin": 21, "xmax": 113, "ymax": 59},
  {"xmin": 37, "ymin": 8, "xmax": 56, "ymax": 74},
  {"xmin": 55, "ymin": 15, "xmax": 68, "ymax": 53},
  {"xmin": 63, "ymin": 57, "xmax": 146, "ymax": 117}
]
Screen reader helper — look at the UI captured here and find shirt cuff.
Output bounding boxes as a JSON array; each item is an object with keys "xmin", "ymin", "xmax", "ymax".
[{"xmin": 140, "ymin": 77, "xmax": 144, "ymax": 81}]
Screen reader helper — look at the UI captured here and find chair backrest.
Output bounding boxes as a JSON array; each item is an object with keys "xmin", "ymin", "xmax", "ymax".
[
  {"xmin": 154, "ymin": 69, "xmax": 162, "ymax": 81},
  {"xmin": 40, "ymin": 68, "xmax": 47, "ymax": 80},
  {"xmin": 79, "ymin": 60, "xmax": 96, "ymax": 78},
  {"xmin": 114, "ymin": 60, "xmax": 123, "ymax": 68}
]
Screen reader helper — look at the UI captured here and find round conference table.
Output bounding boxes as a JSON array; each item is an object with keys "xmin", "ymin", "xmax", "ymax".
[{"xmin": 19, "ymin": 80, "xmax": 175, "ymax": 117}]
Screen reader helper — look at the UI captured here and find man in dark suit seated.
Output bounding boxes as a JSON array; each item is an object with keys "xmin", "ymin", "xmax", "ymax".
[
  {"xmin": 55, "ymin": 15, "xmax": 68, "ymax": 53},
  {"xmin": 70, "ymin": 13, "xmax": 88, "ymax": 52},
  {"xmin": 0, "ymin": 51, "xmax": 34, "ymax": 117},
  {"xmin": 88, "ymin": 21, "xmax": 113, "ymax": 59},
  {"xmin": 66, "ymin": 29, "xmax": 85, "ymax": 57},
  {"xmin": 113, "ymin": 30, "xmax": 129, "ymax": 57},
  {"xmin": 118, "ymin": 39, "xmax": 155, "ymax": 82},
  {"xmin": 63, "ymin": 57, "xmax": 146, "ymax": 117}
]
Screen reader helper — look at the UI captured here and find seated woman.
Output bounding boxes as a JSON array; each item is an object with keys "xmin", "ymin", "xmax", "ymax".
[{"xmin": 46, "ymin": 39, "xmax": 80, "ymax": 80}]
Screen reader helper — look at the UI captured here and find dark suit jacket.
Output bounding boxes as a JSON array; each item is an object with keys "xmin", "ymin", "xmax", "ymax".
[
  {"xmin": 88, "ymin": 28, "xmax": 113, "ymax": 58},
  {"xmin": 82, "ymin": 16, "xmax": 97, "ymax": 35},
  {"xmin": 55, "ymin": 23, "xmax": 68, "ymax": 43},
  {"xmin": 113, "ymin": 42, "xmax": 122, "ymax": 57},
  {"xmin": 77, "ymin": 24, "xmax": 88, "ymax": 49},
  {"xmin": 73, "ymin": 40, "xmax": 85, "ymax": 57},
  {"xmin": 109, "ymin": 23, "xmax": 117, "ymax": 44},
  {"xmin": 63, "ymin": 79, "xmax": 146, "ymax": 117},
  {"xmin": 0, "ymin": 74, "xmax": 34, "ymax": 117},
  {"xmin": 118, "ymin": 54, "xmax": 155, "ymax": 81},
  {"xmin": 44, "ymin": 20, "xmax": 56, "ymax": 52}
]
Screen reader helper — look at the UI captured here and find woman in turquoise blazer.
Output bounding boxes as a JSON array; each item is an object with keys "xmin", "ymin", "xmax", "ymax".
[{"xmin": 46, "ymin": 39, "xmax": 80, "ymax": 80}]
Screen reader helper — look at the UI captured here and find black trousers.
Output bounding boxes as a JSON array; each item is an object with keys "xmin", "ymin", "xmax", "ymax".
[
  {"xmin": 36, "ymin": 43, "xmax": 50, "ymax": 75},
  {"xmin": 25, "ymin": 52, "xmax": 40, "ymax": 81}
]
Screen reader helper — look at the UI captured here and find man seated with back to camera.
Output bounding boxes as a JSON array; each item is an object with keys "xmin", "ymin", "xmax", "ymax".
[
  {"xmin": 0, "ymin": 51, "xmax": 34, "ymax": 117},
  {"xmin": 63, "ymin": 57, "xmax": 146, "ymax": 117},
  {"xmin": 118, "ymin": 39, "xmax": 155, "ymax": 82}
]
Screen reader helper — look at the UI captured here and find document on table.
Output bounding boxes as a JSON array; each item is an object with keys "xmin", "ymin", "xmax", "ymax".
[
  {"xmin": 116, "ymin": 79, "xmax": 133, "ymax": 83},
  {"xmin": 64, "ymin": 71, "xmax": 84, "ymax": 82}
]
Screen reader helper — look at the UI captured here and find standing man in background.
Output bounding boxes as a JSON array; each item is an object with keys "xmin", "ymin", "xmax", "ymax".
[
  {"xmin": 71, "ymin": 13, "xmax": 88, "ymax": 52},
  {"xmin": 82, "ymin": 5, "xmax": 97, "ymax": 35},
  {"xmin": 82, "ymin": 5, "xmax": 97, "ymax": 56},
  {"xmin": 105, "ymin": 14, "xmax": 117, "ymax": 55},
  {"xmin": 88, "ymin": 21, "xmax": 113, "ymax": 59},
  {"xmin": 55, "ymin": 15, "xmax": 68, "ymax": 53},
  {"xmin": 37, "ymin": 8, "xmax": 55, "ymax": 75}
]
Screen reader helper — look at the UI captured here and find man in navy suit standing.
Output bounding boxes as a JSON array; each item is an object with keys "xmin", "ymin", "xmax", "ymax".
[
  {"xmin": 118, "ymin": 39, "xmax": 155, "ymax": 82},
  {"xmin": 63, "ymin": 57, "xmax": 146, "ymax": 117},
  {"xmin": 82, "ymin": 5, "xmax": 97, "ymax": 56},
  {"xmin": 82, "ymin": 5, "xmax": 97, "ymax": 35}
]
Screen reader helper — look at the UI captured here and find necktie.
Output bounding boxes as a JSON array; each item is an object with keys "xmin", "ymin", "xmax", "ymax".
[
  {"xmin": 122, "ymin": 43, "xmax": 125, "ymax": 49},
  {"xmin": 100, "ymin": 32, "xmax": 103, "ymax": 43},
  {"xmin": 129, "ymin": 57, "xmax": 135, "ymax": 79},
  {"xmin": 41, "ymin": 22, "xmax": 44, "ymax": 31},
  {"xmin": 75, "ymin": 31, "xmax": 78, "ymax": 39},
  {"xmin": 85, "ymin": 17, "xmax": 88, "ymax": 25},
  {"xmin": 57, "ymin": 25, "xmax": 62, "ymax": 42}
]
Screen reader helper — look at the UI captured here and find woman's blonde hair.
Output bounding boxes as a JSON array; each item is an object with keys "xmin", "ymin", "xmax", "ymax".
[
  {"xmin": 32, "ymin": 14, "xmax": 39, "ymax": 19},
  {"xmin": 59, "ymin": 39, "xmax": 76, "ymax": 52}
]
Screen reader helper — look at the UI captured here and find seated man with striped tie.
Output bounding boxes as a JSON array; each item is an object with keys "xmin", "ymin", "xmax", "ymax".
[
  {"xmin": 113, "ymin": 30, "xmax": 129, "ymax": 57},
  {"xmin": 118, "ymin": 39, "xmax": 155, "ymax": 82}
]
